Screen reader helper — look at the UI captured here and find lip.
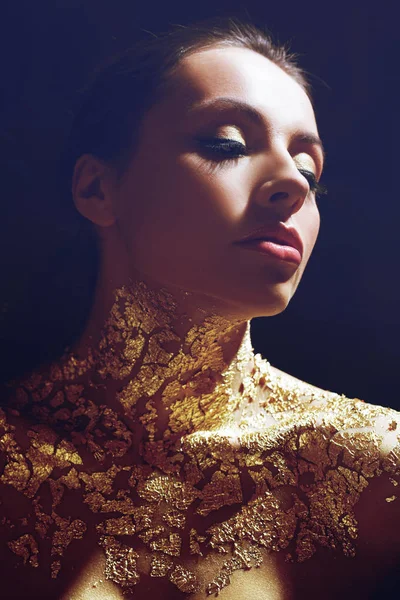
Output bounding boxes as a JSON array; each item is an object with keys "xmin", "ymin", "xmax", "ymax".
[
  {"xmin": 235, "ymin": 224, "xmax": 303, "ymax": 255},
  {"xmin": 234, "ymin": 223, "xmax": 304, "ymax": 263}
]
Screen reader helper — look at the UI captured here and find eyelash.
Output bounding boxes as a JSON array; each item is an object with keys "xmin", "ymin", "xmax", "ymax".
[{"xmin": 197, "ymin": 137, "xmax": 327, "ymax": 198}]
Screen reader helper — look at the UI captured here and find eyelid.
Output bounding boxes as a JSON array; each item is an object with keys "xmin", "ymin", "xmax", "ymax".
[
  {"xmin": 191, "ymin": 112, "xmax": 324, "ymax": 169},
  {"xmin": 203, "ymin": 141, "xmax": 318, "ymax": 176},
  {"xmin": 297, "ymin": 166, "xmax": 317, "ymax": 180},
  {"xmin": 298, "ymin": 168, "xmax": 328, "ymax": 196},
  {"xmin": 293, "ymin": 150, "xmax": 322, "ymax": 179},
  {"xmin": 195, "ymin": 135, "xmax": 247, "ymax": 148},
  {"xmin": 193, "ymin": 116, "xmax": 249, "ymax": 139},
  {"xmin": 195, "ymin": 135, "xmax": 247, "ymax": 149},
  {"xmin": 194, "ymin": 138, "xmax": 327, "ymax": 196}
]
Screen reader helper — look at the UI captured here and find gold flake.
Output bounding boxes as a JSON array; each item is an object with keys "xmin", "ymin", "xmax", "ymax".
[
  {"xmin": 8, "ymin": 534, "xmax": 39, "ymax": 568},
  {"xmin": 385, "ymin": 495, "xmax": 397, "ymax": 502},
  {"xmin": 169, "ymin": 564, "xmax": 199, "ymax": 593},
  {"xmin": 1, "ymin": 281, "xmax": 400, "ymax": 595}
]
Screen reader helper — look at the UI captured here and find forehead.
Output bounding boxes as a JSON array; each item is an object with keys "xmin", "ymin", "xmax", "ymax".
[{"xmin": 164, "ymin": 46, "xmax": 317, "ymax": 133}]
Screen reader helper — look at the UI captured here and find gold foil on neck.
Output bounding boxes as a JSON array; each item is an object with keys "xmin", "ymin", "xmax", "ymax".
[{"xmin": 1, "ymin": 281, "xmax": 399, "ymax": 596}]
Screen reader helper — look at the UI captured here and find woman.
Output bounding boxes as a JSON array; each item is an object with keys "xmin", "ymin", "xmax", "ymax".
[{"xmin": 0, "ymin": 15, "xmax": 399, "ymax": 599}]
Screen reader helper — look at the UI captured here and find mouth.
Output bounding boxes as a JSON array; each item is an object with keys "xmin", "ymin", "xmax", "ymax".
[
  {"xmin": 250, "ymin": 236, "xmax": 296, "ymax": 247},
  {"xmin": 234, "ymin": 225, "xmax": 303, "ymax": 265},
  {"xmin": 237, "ymin": 238, "xmax": 302, "ymax": 265}
]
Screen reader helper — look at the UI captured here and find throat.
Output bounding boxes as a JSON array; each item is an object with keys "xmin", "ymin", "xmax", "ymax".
[{"xmin": 21, "ymin": 280, "xmax": 261, "ymax": 440}]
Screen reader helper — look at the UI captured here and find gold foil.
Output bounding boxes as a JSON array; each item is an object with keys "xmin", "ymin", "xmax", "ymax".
[{"xmin": 1, "ymin": 281, "xmax": 400, "ymax": 596}]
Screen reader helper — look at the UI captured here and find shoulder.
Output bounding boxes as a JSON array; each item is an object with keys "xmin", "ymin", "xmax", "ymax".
[
  {"xmin": 269, "ymin": 363, "xmax": 400, "ymax": 441},
  {"xmin": 268, "ymin": 364, "xmax": 335, "ymax": 399},
  {"xmin": 268, "ymin": 364, "xmax": 400, "ymax": 557}
]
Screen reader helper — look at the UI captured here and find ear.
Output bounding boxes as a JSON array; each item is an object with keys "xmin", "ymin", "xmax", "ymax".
[{"xmin": 72, "ymin": 154, "xmax": 117, "ymax": 227}]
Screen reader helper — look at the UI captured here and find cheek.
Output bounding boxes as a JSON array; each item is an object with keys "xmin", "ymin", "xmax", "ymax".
[
  {"xmin": 307, "ymin": 205, "xmax": 320, "ymax": 254},
  {"xmin": 298, "ymin": 202, "xmax": 320, "ymax": 259},
  {"xmin": 114, "ymin": 168, "xmax": 216, "ymax": 274},
  {"xmin": 312, "ymin": 205, "xmax": 321, "ymax": 240},
  {"xmin": 116, "ymin": 164, "xmax": 187, "ymax": 244},
  {"xmin": 119, "ymin": 157, "xmax": 241, "ymax": 249}
]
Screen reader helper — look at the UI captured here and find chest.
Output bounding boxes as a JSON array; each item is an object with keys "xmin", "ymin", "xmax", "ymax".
[
  {"xmin": 52, "ymin": 541, "xmax": 397, "ymax": 600},
  {"xmin": 0, "ymin": 483, "xmax": 396, "ymax": 600},
  {"xmin": 1, "ymin": 411, "xmax": 399, "ymax": 599}
]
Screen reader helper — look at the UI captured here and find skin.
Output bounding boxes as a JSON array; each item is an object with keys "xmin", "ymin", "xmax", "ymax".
[
  {"xmin": 2, "ymin": 47, "xmax": 400, "ymax": 600},
  {"xmin": 72, "ymin": 45, "xmax": 324, "ymax": 355}
]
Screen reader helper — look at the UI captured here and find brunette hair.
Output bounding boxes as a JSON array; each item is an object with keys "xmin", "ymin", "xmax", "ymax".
[
  {"xmin": 61, "ymin": 15, "xmax": 310, "ymax": 184},
  {"xmin": 2, "ymin": 15, "xmax": 312, "ymax": 384}
]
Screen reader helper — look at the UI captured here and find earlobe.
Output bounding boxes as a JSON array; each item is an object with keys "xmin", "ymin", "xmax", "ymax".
[{"xmin": 72, "ymin": 154, "xmax": 116, "ymax": 227}]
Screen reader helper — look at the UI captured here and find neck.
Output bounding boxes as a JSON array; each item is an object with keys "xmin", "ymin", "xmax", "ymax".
[
  {"xmin": 57, "ymin": 279, "xmax": 259, "ymax": 438},
  {"xmin": 10, "ymin": 278, "xmax": 275, "ymax": 471}
]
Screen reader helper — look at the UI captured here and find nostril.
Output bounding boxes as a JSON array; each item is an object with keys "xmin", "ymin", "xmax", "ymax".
[{"xmin": 269, "ymin": 191, "xmax": 289, "ymax": 202}]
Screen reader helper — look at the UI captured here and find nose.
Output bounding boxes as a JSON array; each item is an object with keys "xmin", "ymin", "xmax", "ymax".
[{"xmin": 253, "ymin": 151, "xmax": 311, "ymax": 219}]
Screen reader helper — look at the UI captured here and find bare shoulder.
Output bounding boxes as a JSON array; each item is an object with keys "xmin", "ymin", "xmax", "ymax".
[
  {"xmin": 268, "ymin": 364, "xmax": 334, "ymax": 398},
  {"xmin": 268, "ymin": 363, "xmax": 400, "ymax": 436},
  {"xmin": 268, "ymin": 363, "xmax": 400, "ymax": 559}
]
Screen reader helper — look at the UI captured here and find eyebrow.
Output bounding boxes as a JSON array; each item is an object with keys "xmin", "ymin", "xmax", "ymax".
[{"xmin": 186, "ymin": 96, "xmax": 326, "ymax": 162}]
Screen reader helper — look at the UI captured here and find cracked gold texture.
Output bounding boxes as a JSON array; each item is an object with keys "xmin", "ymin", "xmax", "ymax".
[{"xmin": 1, "ymin": 281, "xmax": 400, "ymax": 596}]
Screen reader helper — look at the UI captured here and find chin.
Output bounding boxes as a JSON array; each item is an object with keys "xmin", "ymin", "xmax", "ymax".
[
  {"xmin": 219, "ymin": 286, "xmax": 293, "ymax": 321},
  {"xmin": 251, "ymin": 299, "xmax": 290, "ymax": 319},
  {"xmin": 246, "ymin": 279, "xmax": 296, "ymax": 318}
]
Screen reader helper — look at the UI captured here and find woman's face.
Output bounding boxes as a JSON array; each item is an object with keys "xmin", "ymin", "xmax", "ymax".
[{"xmin": 112, "ymin": 46, "xmax": 324, "ymax": 319}]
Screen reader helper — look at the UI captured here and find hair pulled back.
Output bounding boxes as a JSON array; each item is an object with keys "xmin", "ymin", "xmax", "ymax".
[
  {"xmin": 2, "ymin": 15, "xmax": 311, "ymax": 384},
  {"xmin": 62, "ymin": 15, "xmax": 310, "ymax": 187}
]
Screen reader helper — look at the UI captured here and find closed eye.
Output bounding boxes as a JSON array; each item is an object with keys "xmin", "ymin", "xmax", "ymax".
[
  {"xmin": 196, "ymin": 137, "xmax": 248, "ymax": 162},
  {"xmin": 196, "ymin": 137, "xmax": 327, "ymax": 198},
  {"xmin": 297, "ymin": 169, "xmax": 327, "ymax": 198}
]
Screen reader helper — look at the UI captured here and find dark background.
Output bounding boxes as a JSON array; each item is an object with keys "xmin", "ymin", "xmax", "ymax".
[{"xmin": 1, "ymin": 0, "xmax": 399, "ymax": 407}]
